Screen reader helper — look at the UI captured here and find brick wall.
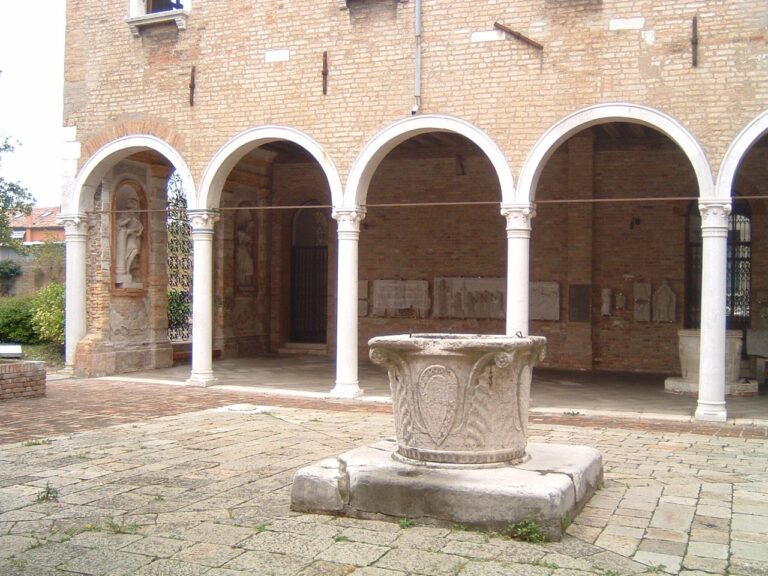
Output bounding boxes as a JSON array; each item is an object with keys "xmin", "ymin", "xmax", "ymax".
[
  {"xmin": 0, "ymin": 360, "xmax": 46, "ymax": 400},
  {"xmin": 64, "ymin": 0, "xmax": 768, "ymax": 376},
  {"xmin": 64, "ymin": 1, "xmax": 768, "ymax": 190}
]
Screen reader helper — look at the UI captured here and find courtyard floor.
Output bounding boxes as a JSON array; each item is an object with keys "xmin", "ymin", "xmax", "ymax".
[{"xmin": 0, "ymin": 360, "xmax": 767, "ymax": 575}]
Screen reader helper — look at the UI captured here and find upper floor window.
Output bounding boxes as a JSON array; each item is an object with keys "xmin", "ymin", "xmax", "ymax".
[
  {"xmin": 146, "ymin": 0, "xmax": 184, "ymax": 13},
  {"xmin": 127, "ymin": 0, "xmax": 191, "ymax": 37}
]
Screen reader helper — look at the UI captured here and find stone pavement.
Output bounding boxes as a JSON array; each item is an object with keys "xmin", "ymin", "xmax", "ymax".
[{"xmin": 1, "ymin": 396, "xmax": 768, "ymax": 575}]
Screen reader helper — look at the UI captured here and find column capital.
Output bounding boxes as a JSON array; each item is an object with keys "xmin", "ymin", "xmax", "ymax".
[
  {"xmin": 501, "ymin": 203, "xmax": 536, "ymax": 234},
  {"xmin": 58, "ymin": 213, "xmax": 89, "ymax": 238},
  {"xmin": 333, "ymin": 207, "xmax": 367, "ymax": 235},
  {"xmin": 188, "ymin": 209, "xmax": 219, "ymax": 233},
  {"xmin": 698, "ymin": 200, "xmax": 731, "ymax": 229}
]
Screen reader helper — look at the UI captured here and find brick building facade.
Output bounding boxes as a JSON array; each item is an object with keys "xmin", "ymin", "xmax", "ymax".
[{"xmin": 61, "ymin": 0, "xmax": 768, "ymax": 420}]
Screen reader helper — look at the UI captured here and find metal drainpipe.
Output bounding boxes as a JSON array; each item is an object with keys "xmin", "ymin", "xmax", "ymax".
[{"xmin": 412, "ymin": 0, "xmax": 422, "ymax": 115}]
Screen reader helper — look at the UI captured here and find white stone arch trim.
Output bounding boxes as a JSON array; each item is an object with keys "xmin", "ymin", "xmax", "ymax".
[
  {"xmin": 516, "ymin": 103, "xmax": 715, "ymax": 203},
  {"xmin": 199, "ymin": 126, "xmax": 343, "ymax": 210},
  {"xmin": 67, "ymin": 135, "xmax": 194, "ymax": 214},
  {"xmin": 716, "ymin": 110, "xmax": 768, "ymax": 200},
  {"xmin": 344, "ymin": 114, "xmax": 514, "ymax": 208}
]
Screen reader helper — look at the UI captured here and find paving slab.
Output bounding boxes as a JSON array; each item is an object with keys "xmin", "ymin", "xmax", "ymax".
[{"xmin": 0, "ymin": 392, "xmax": 767, "ymax": 575}]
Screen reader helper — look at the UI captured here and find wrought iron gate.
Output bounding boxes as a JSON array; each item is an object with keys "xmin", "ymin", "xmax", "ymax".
[
  {"xmin": 290, "ymin": 246, "xmax": 328, "ymax": 342},
  {"xmin": 166, "ymin": 174, "xmax": 192, "ymax": 342},
  {"xmin": 686, "ymin": 200, "xmax": 751, "ymax": 332},
  {"xmin": 290, "ymin": 202, "xmax": 329, "ymax": 343}
]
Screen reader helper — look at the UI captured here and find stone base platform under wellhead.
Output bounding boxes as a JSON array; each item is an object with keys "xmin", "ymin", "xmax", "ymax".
[{"xmin": 291, "ymin": 439, "xmax": 603, "ymax": 541}]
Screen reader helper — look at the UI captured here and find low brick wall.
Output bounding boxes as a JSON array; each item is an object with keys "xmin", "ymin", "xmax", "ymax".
[{"xmin": 0, "ymin": 360, "xmax": 46, "ymax": 400}]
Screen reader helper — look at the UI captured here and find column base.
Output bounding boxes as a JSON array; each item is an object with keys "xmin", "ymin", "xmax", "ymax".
[
  {"xmin": 186, "ymin": 372, "xmax": 218, "ymax": 388},
  {"xmin": 331, "ymin": 381, "xmax": 364, "ymax": 398},
  {"xmin": 695, "ymin": 401, "xmax": 727, "ymax": 422}
]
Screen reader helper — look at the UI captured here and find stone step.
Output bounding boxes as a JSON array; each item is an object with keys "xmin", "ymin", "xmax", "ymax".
[{"xmin": 278, "ymin": 343, "xmax": 328, "ymax": 356}]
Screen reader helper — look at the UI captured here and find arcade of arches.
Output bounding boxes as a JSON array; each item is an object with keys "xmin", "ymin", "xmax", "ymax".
[{"xmin": 61, "ymin": 110, "xmax": 768, "ymax": 422}]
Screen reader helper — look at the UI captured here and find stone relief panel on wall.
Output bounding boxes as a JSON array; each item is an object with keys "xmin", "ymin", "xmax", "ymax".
[
  {"xmin": 633, "ymin": 282, "xmax": 651, "ymax": 322},
  {"xmin": 601, "ymin": 288, "xmax": 612, "ymax": 316},
  {"xmin": 113, "ymin": 183, "xmax": 145, "ymax": 289},
  {"xmin": 530, "ymin": 282, "xmax": 560, "ymax": 321},
  {"xmin": 235, "ymin": 208, "xmax": 256, "ymax": 290},
  {"xmin": 372, "ymin": 280, "xmax": 430, "ymax": 318},
  {"xmin": 652, "ymin": 280, "xmax": 676, "ymax": 323},
  {"xmin": 434, "ymin": 278, "xmax": 505, "ymax": 320},
  {"xmin": 109, "ymin": 300, "xmax": 149, "ymax": 343}
]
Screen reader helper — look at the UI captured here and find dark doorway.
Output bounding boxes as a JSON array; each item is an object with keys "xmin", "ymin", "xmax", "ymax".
[{"xmin": 290, "ymin": 202, "xmax": 329, "ymax": 343}]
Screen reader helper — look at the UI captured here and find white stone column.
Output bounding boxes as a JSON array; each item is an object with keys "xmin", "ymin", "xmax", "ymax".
[
  {"xmin": 60, "ymin": 213, "xmax": 89, "ymax": 373},
  {"xmin": 332, "ymin": 208, "xmax": 366, "ymax": 398},
  {"xmin": 501, "ymin": 203, "xmax": 535, "ymax": 336},
  {"xmin": 696, "ymin": 200, "xmax": 731, "ymax": 422},
  {"xmin": 186, "ymin": 209, "xmax": 219, "ymax": 387}
]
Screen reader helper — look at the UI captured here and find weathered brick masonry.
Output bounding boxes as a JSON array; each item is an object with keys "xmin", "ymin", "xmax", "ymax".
[
  {"xmin": 63, "ymin": 1, "xmax": 768, "ymax": 376},
  {"xmin": 0, "ymin": 361, "xmax": 46, "ymax": 400}
]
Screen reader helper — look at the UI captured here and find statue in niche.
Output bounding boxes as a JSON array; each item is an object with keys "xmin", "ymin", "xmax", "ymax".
[
  {"xmin": 652, "ymin": 280, "xmax": 676, "ymax": 323},
  {"xmin": 115, "ymin": 197, "xmax": 143, "ymax": 288},
  {"xmin": 236, "ymin": 216, "xmax": 255, "ymax": 289},
  {"xmin": 615, "ymin": 292, "xmax": 627, "ymax": 311}
]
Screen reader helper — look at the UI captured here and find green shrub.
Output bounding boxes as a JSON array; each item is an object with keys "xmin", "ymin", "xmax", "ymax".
[
  {"xmin": 167, "ymin": 289, "xmax": 191, "ymax": 329},
  {"xmin": 31, "ymin": 282, "xmax": 65, "ymax": 345},
  {"xmin": 0, "ymin": 296, "xmax": 38, "ymax": 344}
]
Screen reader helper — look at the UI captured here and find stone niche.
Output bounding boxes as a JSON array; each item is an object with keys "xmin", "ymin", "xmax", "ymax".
[{"xmin": 75, "ymin": 161, "xmax": 173, "ymax": 377}]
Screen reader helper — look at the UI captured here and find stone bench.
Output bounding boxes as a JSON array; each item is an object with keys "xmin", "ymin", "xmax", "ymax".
[{"xmin": 0, "ymin": 344, "xmax": 23, "ymax": 359}]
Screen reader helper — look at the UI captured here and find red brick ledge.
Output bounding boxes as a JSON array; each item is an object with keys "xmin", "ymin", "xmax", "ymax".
[{"xmin": 0, "ymin": 360, "xmax": 46, "ymax": 401}]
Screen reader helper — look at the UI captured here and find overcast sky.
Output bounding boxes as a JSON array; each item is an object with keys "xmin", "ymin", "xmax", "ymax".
[{"xmin": 0, "ymin": 3, "xmax": 66, "ymax": 208}]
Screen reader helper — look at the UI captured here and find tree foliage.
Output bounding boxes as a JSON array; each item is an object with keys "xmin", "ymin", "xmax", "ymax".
[
  {"xmin": 0, "ymin": 259, "xmax": 22, "ymax": 296},
  {"xmin": 31, "ymin": 281, "xmax": 65, "ymax": 345},
  {"xmin": 0, "ymin": 138, "xmax": 35, "ymax": 248}
]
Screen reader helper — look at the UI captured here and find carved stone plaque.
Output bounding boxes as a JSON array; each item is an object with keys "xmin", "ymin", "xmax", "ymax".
[
  {"xmin": 601, "ymin": 288, "xmax": 612, "ymax": 316},
  {"xmin": 433, "ymin": 277, "xmax": 505, "ymax": 320},
  {"xmin": 652, "ymin": 280, "xmax": 676, "ymax": 323},
  {"xmin": 530, "ymin": 282, "xmax": 560, "ymax": 321},
  {"xmin": 634, "ymin": 282, "xmax": 652, "ymax": 322},
  {"xmin": 372, "ymin": 280, "xmax": 430, "ymax": 318}
]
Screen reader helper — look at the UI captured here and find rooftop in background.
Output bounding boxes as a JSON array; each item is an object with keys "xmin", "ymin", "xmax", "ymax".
[{"xmin": 10, "ymin": 206, "xmax": 64, "ymax": 244}]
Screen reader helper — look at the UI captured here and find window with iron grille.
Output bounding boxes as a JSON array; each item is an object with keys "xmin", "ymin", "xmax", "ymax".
[{"xmin": 686, "ymin": 200, "xmax": 751, "ymax": 331}]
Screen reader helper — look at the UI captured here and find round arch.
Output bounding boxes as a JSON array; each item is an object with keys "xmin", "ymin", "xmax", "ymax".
[
  {"xmin": 67, "ymin": 135, "xmax": 194, "ymax": 214},
  {"xmin": 343, "ymin": 115, "xmax": 514, "ymax": 208},
  {"xmin": 716, "ymin": 110, "xmax": 768, "ymax": 199},
  {"xmin": 199, "ymin": 126, "xmax": 343, "ymax": 211},
  {"xmin": 516, "ymin": 103, "xmax": 715, "ymax": 203}
]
